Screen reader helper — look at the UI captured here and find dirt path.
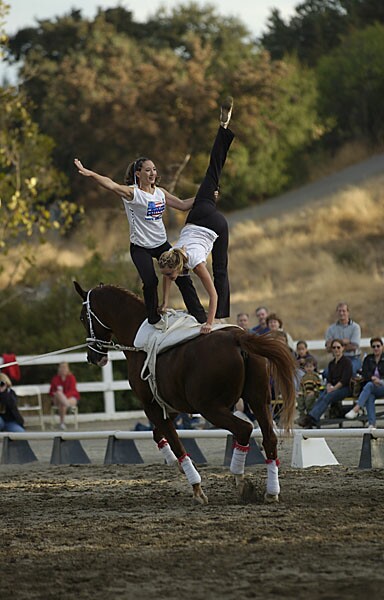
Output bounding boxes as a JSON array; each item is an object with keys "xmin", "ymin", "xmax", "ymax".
[
  {"xmin": 227, "ymin": 152, "xmax": 384, "ymax": 227},
  {"xmin": 1, "ymin": 462, "xmax": 384, "ymax": 599}
]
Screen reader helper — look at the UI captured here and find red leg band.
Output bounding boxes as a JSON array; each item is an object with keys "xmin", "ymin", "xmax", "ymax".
[
  {"xmin": 177, "ymin": 453, "xmax": 189, "ymax": 463},
  {"xmin": 157, "ymin": 438, "xmax": 168, "ymax": 449},
  {"xmin": 234, "ymin": 441, "xmax": 250, "ymax": 452},
  {"xmin": 266, "ymin": 458, "xmax": 280, "ymax": 466}
]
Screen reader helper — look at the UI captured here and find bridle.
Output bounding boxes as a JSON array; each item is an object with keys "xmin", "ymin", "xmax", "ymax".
[{"xmin": 83, "ymin": 289, "xmax": 140, "ymax": 354}]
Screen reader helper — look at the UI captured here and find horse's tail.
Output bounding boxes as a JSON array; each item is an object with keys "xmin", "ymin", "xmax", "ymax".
[{"xmin": 238, "ymin": 332, "xmax": 297, "ymax": 432}]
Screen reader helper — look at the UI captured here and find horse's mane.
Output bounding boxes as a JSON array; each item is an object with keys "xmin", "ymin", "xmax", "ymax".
[{"xmin": 95, "ymin": 283, "xmax": 144, "ymax": 307}]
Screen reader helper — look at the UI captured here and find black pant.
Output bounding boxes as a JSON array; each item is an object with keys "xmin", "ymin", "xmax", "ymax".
[
  {"xmin": 130, "ymin": 241, "xmax": 207, "ymax": 324},
  {"xmin": 185, "ymin": 126, "xmax": 234, "ymax": 318}
]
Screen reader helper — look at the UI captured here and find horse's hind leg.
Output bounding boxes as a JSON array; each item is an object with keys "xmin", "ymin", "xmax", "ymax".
[
  {"xmin": 201, "ymin": 404, "xmax": 253, "ymax": 497},
  {"xmin": 146, "ymin": 403, "xmax": 208, "ymax": 505},
  {"xmin": 243, "ymin": 356, "xmax": 280, "ymax": 503}
]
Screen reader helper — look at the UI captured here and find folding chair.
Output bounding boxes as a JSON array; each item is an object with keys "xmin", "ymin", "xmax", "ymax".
[{"xmin": 13, "ymin": 385, "xmax": 45, "ymax": 430}]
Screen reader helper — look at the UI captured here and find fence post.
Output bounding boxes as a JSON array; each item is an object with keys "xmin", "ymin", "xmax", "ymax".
[{"xmin": 102, "ymin": 360, "xmax": 116, "ymax": 418}]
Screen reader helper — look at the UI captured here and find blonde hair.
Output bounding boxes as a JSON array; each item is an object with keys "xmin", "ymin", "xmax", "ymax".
[
  {"xmin": 158, "ymin": 248, "xmax": 188, "ymax": 273},
  {"xmin": 0, "ymin": 373, "xmax": 12, "ymax": 387}
]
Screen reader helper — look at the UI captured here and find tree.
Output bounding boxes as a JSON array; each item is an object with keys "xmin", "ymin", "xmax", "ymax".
[
  {"xmin": 316, "ymin": 23, "xmax": 384, "ymax": 142},
  {"xmin": 0, "ymin": 2, "xmax": 82, "ymax": 284},
  {"xmin": 3, "ymin": 3, "xmax": 320, "ymax": 210},
  {"xmin": 260, "ymin": 0, "xmax": 384, "ymax": 66}
]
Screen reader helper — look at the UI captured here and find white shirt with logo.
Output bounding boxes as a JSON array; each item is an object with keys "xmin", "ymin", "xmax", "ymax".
[
  {"xmin": 122, "ymin": 186, "xmax": 167, "ymax": 248},
  {"xmin": 174, "ymin": 224, "xmax": 218, "ymax": 270}
]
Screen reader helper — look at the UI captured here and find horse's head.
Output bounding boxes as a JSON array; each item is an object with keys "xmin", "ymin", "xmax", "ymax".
[{"xmin": 74, "ymin": 281, "xmax": 112, "ymax": 367}]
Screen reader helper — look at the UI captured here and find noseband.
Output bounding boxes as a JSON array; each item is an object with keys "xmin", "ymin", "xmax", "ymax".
[
  {"xmin": 83, "ymin": 290, "xmax": 112, "ymax": 356},
  {"xmin": 83, "ymin": 289, "xmax": 140, "ymax": 354}
]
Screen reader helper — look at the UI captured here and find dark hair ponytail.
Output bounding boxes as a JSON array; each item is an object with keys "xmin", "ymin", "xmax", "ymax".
[{"xmin": 124, "ymin": 156, "xmax": 160, "ymax": 186}]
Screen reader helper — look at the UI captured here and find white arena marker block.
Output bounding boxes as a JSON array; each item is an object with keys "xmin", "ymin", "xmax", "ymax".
[{"xmin": 291, "ymin": 434, "xmax": 339, "ymax": 468}]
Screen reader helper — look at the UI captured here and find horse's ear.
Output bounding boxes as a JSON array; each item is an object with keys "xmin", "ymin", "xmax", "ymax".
[{"xmin": 73, "ymin": 280, "xmax": 87, "ymax": 300}]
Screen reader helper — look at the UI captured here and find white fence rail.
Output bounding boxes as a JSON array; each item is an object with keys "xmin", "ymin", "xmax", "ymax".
[{"xmin": 0, "ymin": 338, "xmax": 377, "ymax": 423}]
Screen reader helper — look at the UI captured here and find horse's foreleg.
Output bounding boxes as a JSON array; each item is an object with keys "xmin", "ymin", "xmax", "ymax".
[
  {"xmin": 152, "ymin": 427, "xmax": 178, "ymax": 465},
  {"xmin": 178, "ymin": 453, "xmax": 208, "ymax": 505},
  {"xmin": 230, "ymin": 441, "xmax": 250, "ymax": 496},
  {"xmin": 148, "ymin": 409, "xmax": 208, "ymax": 504}
]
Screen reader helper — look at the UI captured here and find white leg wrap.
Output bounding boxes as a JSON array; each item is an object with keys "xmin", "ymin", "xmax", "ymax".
[
  {"xmin": 230, "ymin": 442, "xmax": 249, "ymax": 475},
  {"xmin": 266, "ymin": 459, "xmax": 280, "ymax": 495},
  {"xmin": 179, "ymin": 455, "xmax": 201, "ymax": 486},
  {"xmin": 157, "ymin": 439, "xmax": 177, "ymax": 465}
]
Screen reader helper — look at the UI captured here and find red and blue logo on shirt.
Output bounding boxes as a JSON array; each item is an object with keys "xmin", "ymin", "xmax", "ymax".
[{"xmin": 146, "ymin": 199, "xmax": 165, "ymax": 221}]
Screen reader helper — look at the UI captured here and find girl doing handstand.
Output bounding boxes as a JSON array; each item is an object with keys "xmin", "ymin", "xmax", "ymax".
[{"xmin": 158, "ymin": 97, "xmax": 234, "ymax": 334}]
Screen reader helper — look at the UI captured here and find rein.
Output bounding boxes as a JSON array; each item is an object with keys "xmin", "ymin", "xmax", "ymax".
[
  {"xmin": 83, "ymin": 290, "xmax": 140, "ymax": 354},
  {"xmin": 0, "ymin": 343, "xmax": 89, "ymax": 370}
]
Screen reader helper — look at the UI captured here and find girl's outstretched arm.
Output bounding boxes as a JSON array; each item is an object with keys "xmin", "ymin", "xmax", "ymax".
[
  {"xmin": 74, "ymin": 158, "xmax": 134, "ymax": 200},
  {"xmin": 161, "ymin": 189, "xmax": 195, "ymax": 211},
  {"xmin": 193, "ymin": 262, "xmax": 218, "ymax": 334}
]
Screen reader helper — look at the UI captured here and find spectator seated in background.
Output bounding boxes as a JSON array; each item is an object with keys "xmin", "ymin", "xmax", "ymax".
[
  {"xmin": 295, "ymin": 340, "xmax": 318, "ymax": 372},
  {"xmin": 0, "ymin": 373, "xmax": 25, "ymax": 432},
  {"xmin": 325, "ymin": 302, "xmax": 361, "ymax": 375},
  {"xmin": 49, "ymin": 362, "xmax": 80, "ymax": 430},
  {"xmin": 266, "ymin": 313, "xmax": 295, "ymax": 351},
  {"xmin": 295, "ymin": 339, "xmax": 319, "ymax": 392},
  {"xmin": 251, "ymin": 306, "xmax": 270, "ymax": 336},
  {"xmin": 345, "ymin": 336, "xmax": 384, "ymax": 429},
  {"xmin": 298, "ymin": 339, "xmax": 352, "ymax": 428},
  {"xmin": 236, "ymin": 312, "xmax": 251, "ymax": 331},
  {"xmin": 296, "ymin": 357, "xmax": 322, "ymax": 420}
]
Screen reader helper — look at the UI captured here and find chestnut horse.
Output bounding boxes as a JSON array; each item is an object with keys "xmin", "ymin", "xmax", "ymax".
[{"xmin": 74, "ymin": 282, "xmax": 296, "ymax": 504}]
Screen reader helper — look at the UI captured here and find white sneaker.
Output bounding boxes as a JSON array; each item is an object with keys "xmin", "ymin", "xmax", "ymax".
[
  {"xmin": 345, "ymin": 408, "xmax": 359, "ymax": 419},
  {"xmin": 367, "ymin": 424, "xmax": 377, "ymax": 431},
  {"xmin": 59, "ymin": 423, "xmax": 66, "ymax": 430},
  {"xmin": 220, "ymin": 96, "xmax": 233, "ymax": 128},
  {"xmin": 152, "ymin": 314, "xmax": 168, "ymax": 332}
]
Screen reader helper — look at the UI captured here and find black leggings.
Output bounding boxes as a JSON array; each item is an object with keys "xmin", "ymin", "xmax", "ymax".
[
  {"xmin": 130, "ymin": 241, "xmax": 207, "ymax": 324},
  {"xmin": 185, "ymin": 126, "xmax": 234, "ymax": 318}
]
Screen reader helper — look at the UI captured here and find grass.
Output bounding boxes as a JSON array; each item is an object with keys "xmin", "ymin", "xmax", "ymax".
[{"xmin": 227, "ymin": 175, "xmax": 384, "ymax": 341}]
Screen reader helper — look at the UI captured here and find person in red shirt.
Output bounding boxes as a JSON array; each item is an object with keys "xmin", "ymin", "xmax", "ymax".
[{"xmin": 49, "ymin": 362, "xmax": 80, "ymax": 430}]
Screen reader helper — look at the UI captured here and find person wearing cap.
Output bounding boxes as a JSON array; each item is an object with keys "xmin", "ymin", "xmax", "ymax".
[
  {"xmin": 0, "ymin": 373, "xmax": 25, "ymax": 432},
  {"xmin": 266, "ymin": 312, "xmax": 295, "ymax": 351}
]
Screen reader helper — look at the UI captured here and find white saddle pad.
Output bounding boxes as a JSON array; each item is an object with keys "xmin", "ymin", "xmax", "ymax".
[{"xmin": 134, "ymin": 310, "xmax": 234, "ymax": 354}]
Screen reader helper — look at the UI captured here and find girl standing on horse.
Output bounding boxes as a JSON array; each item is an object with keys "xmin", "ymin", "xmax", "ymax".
[
  {"xmin": 74, "ymin": 153, "xmax": 207, "ymax": 329},
  {"xmin": 158, "ymin": 97, "xmax": 234, "ymax": 334}
]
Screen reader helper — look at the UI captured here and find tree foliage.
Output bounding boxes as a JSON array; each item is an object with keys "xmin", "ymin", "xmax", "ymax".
[
  {"xmin": 260, "ymin": 0, "xmax": 384, "ymax": 66},
  {"xmin": 0, "ymin": 1, "xmax": 82, "ymax": 282},
  {"xmin": 316, "ymin": 22, "xmax": 384, "ymax": 143},
  {"xmin": 3, "ymin": 4, "xmax": 319, "ymax": 209}
]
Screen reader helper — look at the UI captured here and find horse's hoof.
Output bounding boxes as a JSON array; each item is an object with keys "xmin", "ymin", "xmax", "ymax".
[
  {"xmin": 234, "ymin": 473, "xmax": 245, "ymax": 494},
  {"xmin": 264, "ymin": 492, "xmax": 279, "ymax": 503},
  {"xmin": 193, "ymin": 491, "xmax": 208, "ymax": 505},
  {"xmin": 239, "ymin": 479, "xmax": 256, "ymax": 503}
]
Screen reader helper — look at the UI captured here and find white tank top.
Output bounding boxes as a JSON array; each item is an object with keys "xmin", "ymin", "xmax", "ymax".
[
  {"xmin": 122, "ymin": 186, "xmax": 167, "ymax": 248},
  {"xmin": 174, "ymin": 224, "xmax": 218, "ymax": 270}
]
